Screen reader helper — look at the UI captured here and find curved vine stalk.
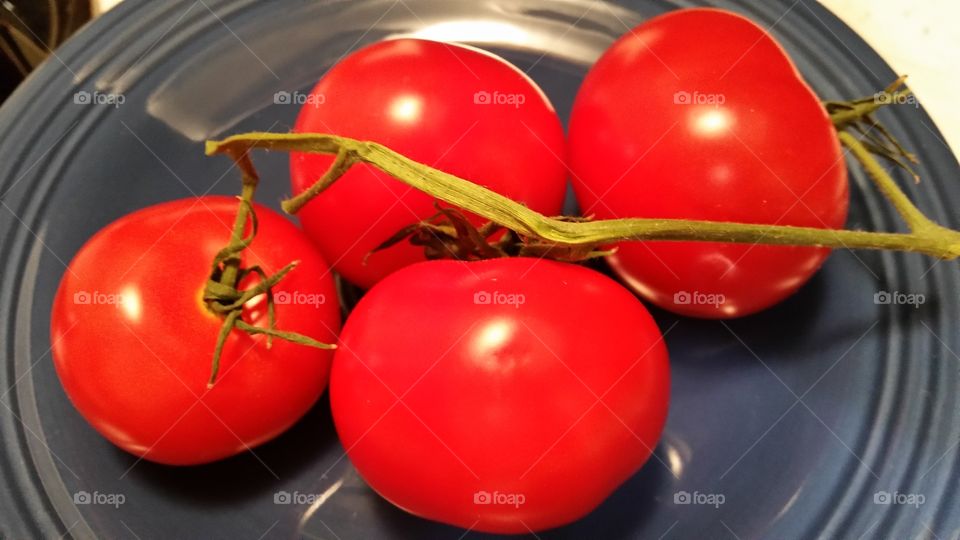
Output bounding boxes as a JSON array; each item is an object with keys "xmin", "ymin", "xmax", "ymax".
[{"xmin": 205, "ymin": 83, "xmax": 960, "ymax": 261}]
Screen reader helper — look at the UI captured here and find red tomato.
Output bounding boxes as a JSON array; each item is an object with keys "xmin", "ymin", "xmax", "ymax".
[
  {"xmin": 330, "ymin": 258, "xmax": 669, "ymax": 533},
  {"xmin": 51, "ymin": 197, "xmax": 340, "ymax": 465},
  {"xmin": 568, "ymin": 8, "xmax": 849, "ymax": 318},
  {"xmin": 290, "ymin": 38, "xmax": 568, "ymax": 289}
]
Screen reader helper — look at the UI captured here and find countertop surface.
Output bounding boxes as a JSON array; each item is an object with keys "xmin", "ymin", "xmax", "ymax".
[{"xmin": 821, "ymin": 0, "xmax": 959, "ymax": 153}]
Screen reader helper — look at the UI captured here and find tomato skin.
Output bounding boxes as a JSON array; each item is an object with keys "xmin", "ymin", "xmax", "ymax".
[
  {"xmin": 568, "ymin": 8, "xmax": 849, "ymax": 318},
  {"xmin": 51, "ymin": 197, "xmax": 340, "ymax": 465},
  {"xmin": 290, "ymin": 38, "xmax": 568, "ymax": 289},
  {"xmin": 330, "ymin": 258, "xmax": 669, "ymax": 533}
]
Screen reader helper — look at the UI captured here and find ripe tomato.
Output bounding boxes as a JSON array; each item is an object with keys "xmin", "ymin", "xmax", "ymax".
[
  {"xmin": 568, "ymin": 8, "xmax": 849, "ymax": 318},
  {"xmin": 330, "ymin": 258, "xmax": 669, "ymax": 533},
  {"xmin": 290, "ymin": 38, "xmax": 568, "ymax": 289},
  {"xmin": 51, "ymin": 197, "xmax": 340, "ymax": 465}
]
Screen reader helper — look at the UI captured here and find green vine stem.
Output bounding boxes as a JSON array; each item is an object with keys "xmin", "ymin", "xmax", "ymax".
[
  {"xmin": 202, "ymin": 148, "xmax": 335, "ymax": 388},
  {"xmin": 205, "ymin": 84, "xmax": 960, "ymax": 263}
]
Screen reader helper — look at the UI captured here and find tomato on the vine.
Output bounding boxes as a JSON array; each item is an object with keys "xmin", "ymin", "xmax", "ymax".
[
  {"xmin": 51, "ymin": 197, "xmax": 340, "ymax": 465},
  {"xmin": 290, "ymin": 38, "xmax": 568, "ymax": 289},
  {"xmin": 330, "ymin": 258, "xmax": 669, "ymax": 533},
  {"xmin": 568, "ymin": 8, "xmax": 849, "ymax": 318}
]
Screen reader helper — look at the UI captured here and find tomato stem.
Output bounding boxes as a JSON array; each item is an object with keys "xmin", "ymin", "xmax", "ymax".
[
  {"xmin": 205, "ymin": 82, "xmax": 960, "ymax": 262},
  {"xmin": 219, "ymin": 183, "xmax": 256, "ymax": 288},
  {"xmin": 202, "ymin": 147, "xmax": 335, "ymax": 388}
]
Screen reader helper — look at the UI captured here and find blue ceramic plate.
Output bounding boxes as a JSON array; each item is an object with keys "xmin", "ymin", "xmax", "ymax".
[{"xmin": 1, "ymin": 0, "xmax": 958, "ymax": 538}]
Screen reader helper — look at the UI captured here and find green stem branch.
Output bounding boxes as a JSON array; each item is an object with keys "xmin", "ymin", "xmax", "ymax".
[
  {"xmin": 837, "ymin": 131, "xmax": 932, "ymax": 231},
  {"xmin": 205, "ymin": 129, "xmax": 960, "ymax": 260}
]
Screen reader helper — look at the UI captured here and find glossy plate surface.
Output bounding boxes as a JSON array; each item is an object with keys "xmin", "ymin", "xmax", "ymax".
[{"xmin": 1, "ymin": 0, "xmax": 958, "ymax": 538}]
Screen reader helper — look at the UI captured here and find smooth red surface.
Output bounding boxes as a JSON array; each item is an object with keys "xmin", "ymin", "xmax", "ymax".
[
  {"xmin": 51, "ymin": 197, "xmax": 340, "ymax": 465},
  {"xmin": 330, "ymin": 258, "xmax": 670, "ymax": 533},
  {"xmin": 291, "ymin": 38, "xmax": 568, "ymax": 289},
  {"xmin": 569, "ymin": 8, "xmax": 849, "ymax": 318}
]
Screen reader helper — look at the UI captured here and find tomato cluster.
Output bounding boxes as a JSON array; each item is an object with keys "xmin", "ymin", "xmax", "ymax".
[{"xmin": 51, "ymin": 7, "xmax": 848, "ymax": 535}]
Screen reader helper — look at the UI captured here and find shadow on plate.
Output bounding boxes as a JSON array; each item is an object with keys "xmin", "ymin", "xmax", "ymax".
[
  {"xmin": 121, "ymin": 394, "xmax": 340, "ymax": 507},
  {"xmin": 366, "ymin": 446, "xmax": 670, "ymax": 539}
]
